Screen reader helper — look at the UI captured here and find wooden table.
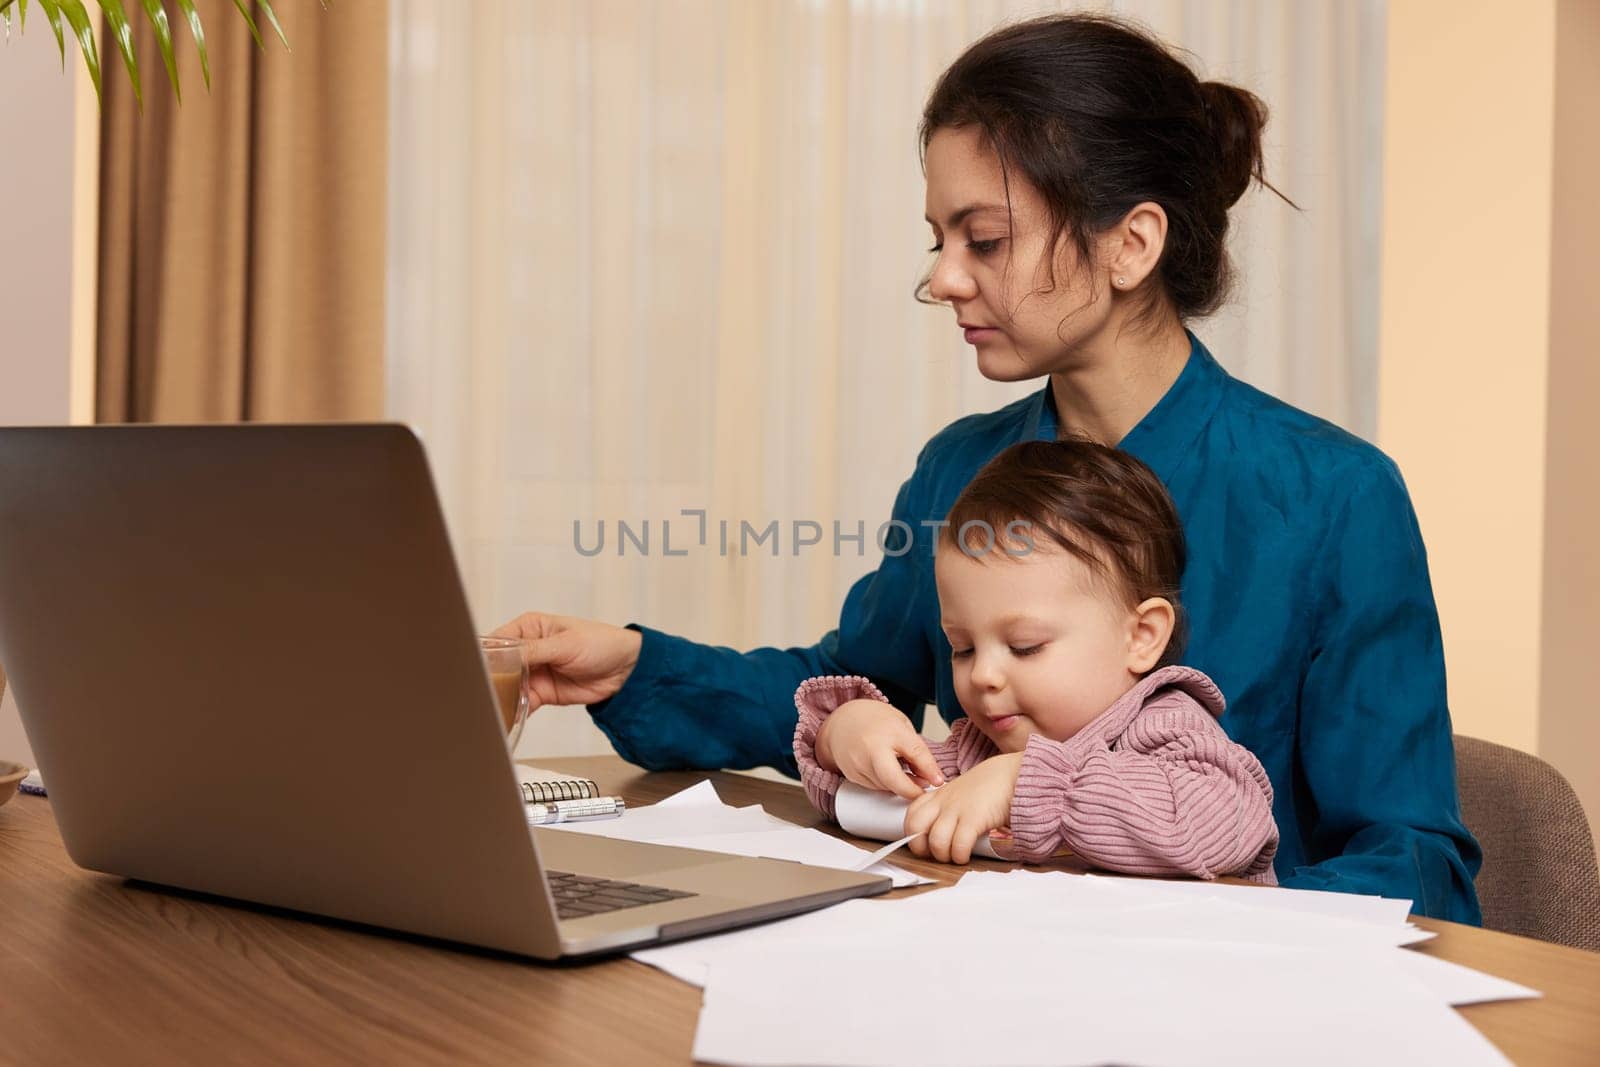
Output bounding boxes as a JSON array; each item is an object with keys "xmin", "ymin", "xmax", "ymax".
[{"xmin": 2, "ymin": 756, "xmax": 1598, "ymax": 1064}]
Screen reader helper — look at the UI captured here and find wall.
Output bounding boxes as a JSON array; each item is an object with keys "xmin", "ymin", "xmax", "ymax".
[
  {"xmin": 1538, "ymin": 0, "xmax": 1600, "ymax": 842},
  {"xmin": 0, "ymin": 26, "xmax": 98, "ymax": 769},
  {"xmin": 1379, "ymin": 0, "xmax": 1600, "ymax": 836}
]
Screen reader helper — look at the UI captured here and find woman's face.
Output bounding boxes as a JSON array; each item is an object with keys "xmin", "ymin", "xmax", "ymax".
[{"xmin": 923, "ymin": 125, "xmax": 1114, "ymax": 380}]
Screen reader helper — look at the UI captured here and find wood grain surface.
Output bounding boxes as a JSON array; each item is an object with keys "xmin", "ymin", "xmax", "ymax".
[{"xmin": 0, "ymin": 756, "xmax": 1595, "ymax": 1064}]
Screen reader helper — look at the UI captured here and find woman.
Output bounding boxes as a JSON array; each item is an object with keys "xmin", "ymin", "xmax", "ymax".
[{"xmin": 495, "ymin": 14, "xmax": 1480, "ymax": 922}]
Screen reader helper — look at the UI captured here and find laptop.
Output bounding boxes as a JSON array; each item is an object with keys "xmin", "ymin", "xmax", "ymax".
[{"xmin": 0, "ymin": 424, "xmax": 889, "ymax": 959}]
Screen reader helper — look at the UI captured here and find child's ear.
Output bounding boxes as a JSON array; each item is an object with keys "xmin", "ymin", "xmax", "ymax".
[{"xmin": 1126, "ymin": 597, "xmax": 1176, "ymax": 674}]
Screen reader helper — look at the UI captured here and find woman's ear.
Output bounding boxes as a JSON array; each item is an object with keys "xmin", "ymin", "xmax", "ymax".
[
  {"xmin": 1105, "ymin": 201, "xmax": 1169, "ymax": 292},
  {"xmin": 1126, "ymin": 596, "xmax": 1176, "ymax": 674}
]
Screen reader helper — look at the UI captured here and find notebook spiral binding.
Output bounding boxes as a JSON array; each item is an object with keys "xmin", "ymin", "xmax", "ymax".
[{"xmin": 519, "ymin": 778, "xmax": 599, "ymax": 803}]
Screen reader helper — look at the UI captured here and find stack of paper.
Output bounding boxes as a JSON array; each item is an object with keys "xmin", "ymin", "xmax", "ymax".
[
  {"xmin": 543, "ymin": 779, "xmax": 931, "ymax": 887},
  {"xmin": 631, "ymin": 868, "xmax": 1538, "ymax": 1066}
]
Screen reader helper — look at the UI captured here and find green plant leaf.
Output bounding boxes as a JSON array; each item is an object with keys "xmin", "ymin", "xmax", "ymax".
[
  {"xmin": 171, "ymin": 0, "xmax": 209, "ymax": 90},
  {"xmin": 96, "ymin": 0, "xmax": 143, "ymax": 110},
  {"xmin": 52, "ymin": 0, "xmax": 100, "ymax": 104},
  {"xmin": 31, "ymin": 0, "xmax": 67, "ymax": 67},
  {"xmin": 229, "ymin": 0, "xmax": 262, "ymax": 51},
  {"xmin": 255, "ymin": 0, "xmax": 287, "ymax": 51},
  {"xmin": 9, "ymin": 0, "xmax": 301, "ymax": 104},
  {"xmin": 137, "ymin": 0, "xmax": 179, "ymax": 100}
]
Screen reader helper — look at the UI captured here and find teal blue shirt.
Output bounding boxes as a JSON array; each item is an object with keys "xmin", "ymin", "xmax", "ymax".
[{"xmin": 591, "ymin": 335, "xmax": 1482, "ymax": 922}]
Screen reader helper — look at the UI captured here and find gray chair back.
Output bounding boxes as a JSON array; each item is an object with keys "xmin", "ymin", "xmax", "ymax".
[{"xmin": 1455, "ymin": 734, "xmax": 1600, "ymax": 951}]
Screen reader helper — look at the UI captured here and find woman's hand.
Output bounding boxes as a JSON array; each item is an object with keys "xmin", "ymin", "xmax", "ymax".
[
  {"xmin": 905, "ymin": 752, "xmax": 1024, "ymax": 864},
  {"xmin": 814, "ymin": 698, "xmax": 945, "ymax": 800},
  {"xmin": 489, "ymin": 612, "xmax": 643, "ymax": 710}
]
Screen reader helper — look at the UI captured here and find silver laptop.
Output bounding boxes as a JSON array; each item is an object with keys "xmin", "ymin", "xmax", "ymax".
[{"xmin": 0, "ymin": 424, "xmax": 888, "ymax": 959}]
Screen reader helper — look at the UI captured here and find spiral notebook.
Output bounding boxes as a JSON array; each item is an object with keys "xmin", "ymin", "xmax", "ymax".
[
  {"xmin": 23, "ymin": 765, "xmax": 599, "ymax": 805},
  {"xmin": 514, "ymin": 765, "xmax": 603, "ymax": 804}
]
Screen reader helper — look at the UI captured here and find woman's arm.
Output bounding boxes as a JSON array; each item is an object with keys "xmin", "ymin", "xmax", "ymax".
[
  {"xmin": 1007, "ymin": 697, "xmax": 1279, "ymax": 880},
  {"xmin": 1285, "ymin": 460, "xmax": 1481, "ymax": 921}
]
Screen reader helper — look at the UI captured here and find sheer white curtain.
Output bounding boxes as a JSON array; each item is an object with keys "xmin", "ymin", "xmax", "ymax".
[{"xmin": 386, "ymin": 0, "xmax": 1385, "ymax": 759}]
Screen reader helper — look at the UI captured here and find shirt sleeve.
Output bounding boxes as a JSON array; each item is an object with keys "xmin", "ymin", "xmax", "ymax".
[
  {"xmin": 1282, "ymin": 459, "xmax": 1482, "ymax": 921},
  {"xmin": 587, "ymin": 449, "xmax": 939, "ymax": 777},
  {"xmin": 1007, "ymin": 698, "xmax": 1279, "ymax": 880}
]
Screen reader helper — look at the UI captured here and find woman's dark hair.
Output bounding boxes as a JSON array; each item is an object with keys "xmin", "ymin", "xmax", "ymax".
[
  {"xmin": 941, "ymin": 438, "xmax": 1189, "ymax": 668},
  {"xmin": 917, "ymin": 13, "xmax": 1293, "ymax": 323}
]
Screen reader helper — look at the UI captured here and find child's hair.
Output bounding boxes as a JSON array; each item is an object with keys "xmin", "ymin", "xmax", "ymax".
[
  {"xmin": 915, "ymin": 13, "xmax": 1294, "ymax": 325},
  {"xmin": 940, "ymin": 438, "xmax": 1188, "ymax": 667}
]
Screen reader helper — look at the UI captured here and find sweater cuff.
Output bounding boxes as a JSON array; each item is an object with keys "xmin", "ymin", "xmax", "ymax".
[
  {"xmin": 792, "ymin": 676, "xmax": 890, "ymax": 820},
  {"xmin": 1009, "ymin": 734, "xmax": 1084, "ymax": 862}
]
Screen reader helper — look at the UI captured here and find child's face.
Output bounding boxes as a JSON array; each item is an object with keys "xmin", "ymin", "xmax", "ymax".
[{"xmin": 935, "ymin": 541, "xmax": 1149, "ymax": 753}]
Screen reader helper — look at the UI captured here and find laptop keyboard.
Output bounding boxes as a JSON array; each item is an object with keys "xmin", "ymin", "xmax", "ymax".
[{"xmin": 545, "ymin": 870, "xmax": 698, "ymax": 920}]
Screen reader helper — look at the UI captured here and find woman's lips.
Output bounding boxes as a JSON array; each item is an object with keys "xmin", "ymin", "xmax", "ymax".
[{"xmin": 963, "ymin": 326, "xmax": 999, "ymax": 345}]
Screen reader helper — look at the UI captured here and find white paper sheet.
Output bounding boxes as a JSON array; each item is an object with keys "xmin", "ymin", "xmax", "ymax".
[
  {"xmin": 692, "ymin": 937, "xmax": 1514, "ymax": 1067},
  {"xmin": 649, "ymin": 779, "xmax": 727, "ymax": 809},
  {"xmin": 612, "ymin": 799, "xmax": 1532, "ymax": 1066},
  {"xmin": 934, "ymin": 871, "xmax": 1431, "ymax": 947},
  {"xmin": 634, "ymin": 876, "xmax": 1433, "ymax": 994},
  {"xmin": 632, "ymin": 897, "xmax": 901, "ymax": 988},
  {"xmin": 1035, "ymin": 893, "xmax": 1431, "ymax": 949},
  {"xmin": 1390, "ymin": 950, "xmax": 1542, "ymax": 1006},
  {"xmin": 632, "ymin": 889, "xmax": 1175, "ymax": 990},
  {"xmin": 851, "ymin": 833, "xmax": 923, "ymax": 870},
  {"xmin": 544, "ymin": 780, "xmax": 932, "ymax": 888},
  {"xmin": 835, "ymin": 780, "xmax": 1003, "ymax": 860},
  {"xmin": 952, "ymin": 868, "xmax": 1416, "ymax": 927}
]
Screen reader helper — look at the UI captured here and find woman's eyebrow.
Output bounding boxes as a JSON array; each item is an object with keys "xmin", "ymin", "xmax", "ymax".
[{"xmin": 924, "ymin": 202, "xmax": 1008, "ymax": 228}]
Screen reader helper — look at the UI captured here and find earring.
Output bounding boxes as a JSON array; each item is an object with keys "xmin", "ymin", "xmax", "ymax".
[{"xmin": 1115, "ymin": 275, "xmax": 1128, "ymax": 288}]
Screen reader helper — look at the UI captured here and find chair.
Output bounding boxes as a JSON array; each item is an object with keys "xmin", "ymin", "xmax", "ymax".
[{"xmin": 1455, "ymin": 734, "xmax": 1600, "ymax": 951}]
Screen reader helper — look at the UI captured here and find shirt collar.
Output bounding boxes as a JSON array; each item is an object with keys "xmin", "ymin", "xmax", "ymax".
[{"xmin": 1018, "ymin": 330, "xmax": 1228, "ymax": 485}]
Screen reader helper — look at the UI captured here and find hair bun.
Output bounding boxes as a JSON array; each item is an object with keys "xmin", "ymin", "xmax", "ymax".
[{"xmin": 1198, "ymin": 80, "xmax": 1268, "ymax": 209}]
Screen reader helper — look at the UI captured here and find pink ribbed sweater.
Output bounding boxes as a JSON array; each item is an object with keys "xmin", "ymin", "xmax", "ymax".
[{"xmin": 793, "ymin": 666, "xmax": 1280, "ymax": 883}]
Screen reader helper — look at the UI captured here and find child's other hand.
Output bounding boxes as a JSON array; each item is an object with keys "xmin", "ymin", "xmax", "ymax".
[
  {"xmin": 815, "ymin": 698, "xmax": 945, "ymax": 800},
  {"xmin": 905, "ymin": 752, "xmax": 1024, "ymax": 864}
]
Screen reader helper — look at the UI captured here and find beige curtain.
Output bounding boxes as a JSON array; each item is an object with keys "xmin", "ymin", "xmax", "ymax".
[
  {"xmin": 387, "ymin": 0, "xmax": 1386, "ymax": 758},
  {"xmin": 97, "ymin": 0, "xmax": 388, "ymax": 422}
]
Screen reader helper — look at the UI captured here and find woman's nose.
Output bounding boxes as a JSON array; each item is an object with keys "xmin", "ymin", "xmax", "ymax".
[{"xmin": 927, "ymin": 250, "xmax": 977, "ymax": 303}]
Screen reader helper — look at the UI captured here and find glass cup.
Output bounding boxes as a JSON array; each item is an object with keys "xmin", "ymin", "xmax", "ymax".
[{"xmin": 479, "ymin": 636, "xmax": 531, "ymax": 752}]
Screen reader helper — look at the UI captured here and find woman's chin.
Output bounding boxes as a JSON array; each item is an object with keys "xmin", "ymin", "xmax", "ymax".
[{"xmin": 975, "ymin": 345, "xmax": 1042, "ymax": 383}]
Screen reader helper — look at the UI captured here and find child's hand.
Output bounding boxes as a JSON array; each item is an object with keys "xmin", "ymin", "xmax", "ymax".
[
  {"xmin": 815, "ymin": 698, "xmax": 945, "ymax": 800},
  {"xmin": 905, "ymin": 752, "xmax": 1024, "ymax": 863}
]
